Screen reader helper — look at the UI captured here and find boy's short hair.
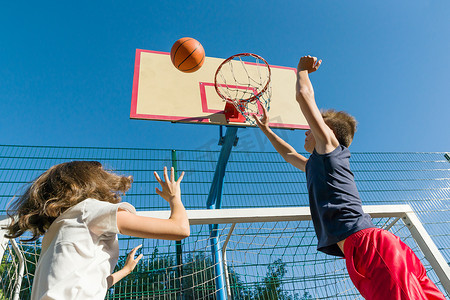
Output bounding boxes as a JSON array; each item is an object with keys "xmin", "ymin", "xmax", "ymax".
[{"xmin": 321, "ymin": 109, "xmax": 357, "ymax": 147}]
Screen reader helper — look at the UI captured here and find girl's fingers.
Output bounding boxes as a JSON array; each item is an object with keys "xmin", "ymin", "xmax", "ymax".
[
  {"xmin": 177, "ymin": 171, "xmax": 185, "ymax": 183},
  {"xmin": 171, "ymin": 167, "xmax": 175, "ymax": 182},
  {"xmin": 163, "ymin": 166, "xmax": 170, "ymax": 183},
  {"xmin": 154, "ymin": 171, "xmax": 162, "ymax": 184},
  {"xmin": 129, "ymin": 248, "xmax": 137, "ymax": 255},
  {"xmin": 136, "ymin": 254, "xmax": 143, "ymax": 261},
  {"xmin": 132, "ymin": 245, "xmax": 143, "ymax": 262},
  {"xmin": 129, "ymin": 244, "xmax": 142, "ymax": 255}
]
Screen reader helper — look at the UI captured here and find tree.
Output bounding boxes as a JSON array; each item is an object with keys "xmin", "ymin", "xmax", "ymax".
[
  {"xmin": 251, "ymin": 259, "xmax": 310, "ymax": 300},
  {"xmin": 109, "ymin": 249, "xmax": 251, "ymax": 299},
  {"xmin": 227, "ymin": 266, "xmax": 252, "ymax": 299},
  {"xmin": 109, "ymin": 247, "xmax": 177, "ymax": 299},
  {"xmin": 253, "ymin": 258, "xmax": 289, "ymax": 300}
]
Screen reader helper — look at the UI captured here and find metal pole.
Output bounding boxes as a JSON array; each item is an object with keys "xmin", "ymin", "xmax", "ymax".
[
  {"xmin": 206, "ymin": 126, "xmax": 238, "ymax": 300},
  {"xmin": 11, "ymin": 239, "xmax": 25, "ymax": 300},
  {"xmin": 403, "ymin": 212, "xmax": 450, "ymax": 294},
  {"xmin": 222, "ymin": 223, "xmax": 237, "ymax": 298}
]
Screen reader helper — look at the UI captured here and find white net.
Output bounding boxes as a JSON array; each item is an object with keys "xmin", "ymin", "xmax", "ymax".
[
  {"xmin": 214, "ymin": 53, "xmax": 272, "ymax": 125},
  {"xmin": 0, "ymin": 239, "xmax": 39, "ymax": 300}
]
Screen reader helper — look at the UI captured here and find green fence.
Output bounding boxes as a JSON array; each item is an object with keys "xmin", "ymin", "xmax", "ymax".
[{"xmin": 0, "ymin": 145, "xmax": 449, "ymax": 299}]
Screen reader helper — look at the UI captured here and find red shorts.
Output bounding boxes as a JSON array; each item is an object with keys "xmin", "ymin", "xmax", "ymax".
[{"xmin": 344, "ymin": 227, "xmax": 446, "ymax": 300}]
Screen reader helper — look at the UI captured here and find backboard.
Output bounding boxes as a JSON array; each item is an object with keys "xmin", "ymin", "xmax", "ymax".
[{"xmin": 130, "ymin": 49, "xmax": 309, "ymax": 130}]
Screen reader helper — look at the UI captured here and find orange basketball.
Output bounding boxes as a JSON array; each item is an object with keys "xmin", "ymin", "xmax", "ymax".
[{"xmin": 170, "ymin": 37, "xmax": 205, "ymax": 73}]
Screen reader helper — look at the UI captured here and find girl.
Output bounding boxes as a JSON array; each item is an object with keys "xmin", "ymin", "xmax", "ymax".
[{"xmin": 4, "ymin": 161, "xmax": 190, "ymax": 299}]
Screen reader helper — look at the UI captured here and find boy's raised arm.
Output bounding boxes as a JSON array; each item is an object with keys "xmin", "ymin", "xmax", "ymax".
[
  {"xmin": 253, "ymin": 107, "xmax": 308, "ymax": 172},
  {"xmin": 296, "ymin": 56, "xmax": 339, "ymax": 154}
]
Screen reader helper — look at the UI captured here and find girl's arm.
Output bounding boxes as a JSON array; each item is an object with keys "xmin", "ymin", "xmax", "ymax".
[
  {"xmin": 116, "ymin": 167, "xmax": 190, "ymax": 240},
  {"xmin": 107, "ymin": 245, "xmax": 143, "ymax": 288}
]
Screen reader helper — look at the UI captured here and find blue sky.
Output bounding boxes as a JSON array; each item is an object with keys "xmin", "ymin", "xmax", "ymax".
[{"xmin": 1, "ymin": 1, "xmax": 449, "ymax": 153}]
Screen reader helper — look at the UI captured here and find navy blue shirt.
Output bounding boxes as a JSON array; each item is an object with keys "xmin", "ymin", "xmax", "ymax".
[{"xmin": 305, "ymin": 145, "xmax": 375, "ymax": 257}]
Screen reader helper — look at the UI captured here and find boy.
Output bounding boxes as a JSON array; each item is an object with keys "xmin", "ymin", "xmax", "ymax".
[{"xmin": 253, "ymin": 56, "xmax": 445, "ymax": 299}]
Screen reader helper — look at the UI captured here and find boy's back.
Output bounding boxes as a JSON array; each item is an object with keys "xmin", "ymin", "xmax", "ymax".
[{"xmin": 306, "ymin": 145, "xmax": 373, "ymax": 256}]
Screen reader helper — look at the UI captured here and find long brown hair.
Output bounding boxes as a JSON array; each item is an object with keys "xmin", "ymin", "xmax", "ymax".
[{"xmin": 4, "ymin": 161, "xmax": 133, "ymax": 241}]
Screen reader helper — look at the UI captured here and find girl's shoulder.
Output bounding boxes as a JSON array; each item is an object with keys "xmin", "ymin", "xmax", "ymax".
[
  {"xmin": 83, "ymin": 199, "xmax": 136, "ymax": 235},
  {"xmin": 56, "ymin": 199, "xmax": 106, "ymax": 221},
  {"xmin": 82, "ymin": 198, "xmax": 135, "ymax": 212}
]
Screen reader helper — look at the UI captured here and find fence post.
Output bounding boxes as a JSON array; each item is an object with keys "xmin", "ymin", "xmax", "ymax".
[{"xmin": 206, "ymin": 126, "xmax": 239, "ymax": 300}]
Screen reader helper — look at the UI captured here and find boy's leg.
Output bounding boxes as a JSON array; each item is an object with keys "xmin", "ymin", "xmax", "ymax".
[{"xmin": 344, "ymin": 227, "xmax": 446, "ymax": 300}]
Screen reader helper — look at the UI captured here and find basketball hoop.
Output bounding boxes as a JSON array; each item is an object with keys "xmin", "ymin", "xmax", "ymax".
[{"xmin": 214, "ymin": 53, "xmax": 272, "ymax": 125}]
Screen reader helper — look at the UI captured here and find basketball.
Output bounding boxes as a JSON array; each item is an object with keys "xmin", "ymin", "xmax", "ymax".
[{"xmin": 170, "ymin": 37, "xmax": 205, "ymax": 73}]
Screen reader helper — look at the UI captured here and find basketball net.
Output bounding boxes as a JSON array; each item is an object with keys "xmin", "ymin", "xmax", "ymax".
[{"xmin": 214, "ymin": 53, "xmax": 272, "ymax": 125}]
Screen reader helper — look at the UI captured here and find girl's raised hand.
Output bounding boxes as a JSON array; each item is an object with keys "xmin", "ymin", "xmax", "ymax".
[{"xmin": 154, "ymin": 167, "xmax": 185, "ymax": 203}]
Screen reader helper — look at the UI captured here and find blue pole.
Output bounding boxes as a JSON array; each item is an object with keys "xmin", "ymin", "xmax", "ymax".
[{"xmin": 206, "ymin": 126, "xmax": 238, "ymax": 300}]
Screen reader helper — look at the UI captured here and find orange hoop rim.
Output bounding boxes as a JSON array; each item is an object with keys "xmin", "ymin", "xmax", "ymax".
[{"xmin": 214, "ymin": 53, "xmax": 272, "ymax": 103}]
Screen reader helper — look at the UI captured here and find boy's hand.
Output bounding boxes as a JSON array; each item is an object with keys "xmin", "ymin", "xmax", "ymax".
[
  {"xmin": 297, "ymin": 55, "xmax": 322, "ymax": 74},
  {"xmin": 154, "ymin": 167, "xmax": 185, "ymax": 202},
  {"xmin": 122, "ymin": 245, "xmax": 143, "ymax": 274},
  {"xmin": 252, "ymin": 106, "xmax": 270, "ymax": 130}
]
